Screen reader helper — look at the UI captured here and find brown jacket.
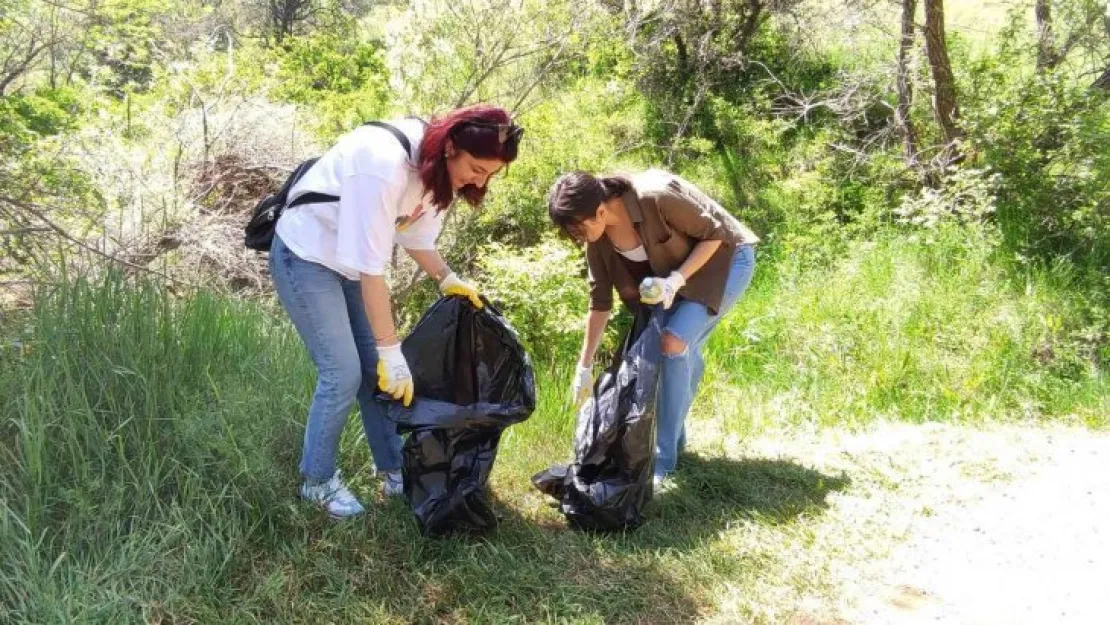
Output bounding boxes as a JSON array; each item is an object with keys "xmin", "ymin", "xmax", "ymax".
[{"xmin": 587, "ymin": 169, "xmax": 759, "ymax": 314}]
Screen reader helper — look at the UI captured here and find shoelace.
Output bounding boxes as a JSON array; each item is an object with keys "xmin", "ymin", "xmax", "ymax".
[{"xmin": 321, "ymin": 471, "xmax": 354, "ymax": 500}]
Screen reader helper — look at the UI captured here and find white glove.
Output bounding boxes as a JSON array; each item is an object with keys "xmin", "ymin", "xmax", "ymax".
[
  {"xmin": 376, "ymin": 343, "xmax": 413, "ymax": 406},
  {"xmin": 571, "ymin": 364, "xmax": 593, "ymax": 408},
  {"xmin": 639, "ymin": 271, "xmax": 686, "ymax": 310},
  {"xmin": 439, "ymin": 271, "xmax": 484, "ymax": 309}
]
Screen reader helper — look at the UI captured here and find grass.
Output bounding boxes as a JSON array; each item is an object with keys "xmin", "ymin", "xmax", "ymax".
[
  {"xmin": 694, "ymin": 226, "xmax": 1107, "ymax": 436},
  {"xmin": 1, "ymin": 226, "xmax": 1106, "ymax": 623}
]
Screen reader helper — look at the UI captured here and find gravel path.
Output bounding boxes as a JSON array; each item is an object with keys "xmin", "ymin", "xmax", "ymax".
[
  {"xmin": 707, "ymin": 422, "xmax": 1110, "ymax": 625},
  {"xmin": 847, "ymin": 426, "xmax": 1110, "ymax": 625}
]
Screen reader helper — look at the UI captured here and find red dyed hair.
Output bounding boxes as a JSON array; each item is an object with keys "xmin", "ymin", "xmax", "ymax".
[{"xmin": 418, "ymin": 104, "xmax": 522, "ymax": 211}]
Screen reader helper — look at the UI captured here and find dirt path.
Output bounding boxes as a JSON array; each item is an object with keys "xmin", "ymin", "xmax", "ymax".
[
  {"xmin": 708, "ymin": 422, "xmax": 1110, "ymax": 625},
  {"xmin": 844, "ymin": 425, "xmax": 1110, "ymax": 625}
]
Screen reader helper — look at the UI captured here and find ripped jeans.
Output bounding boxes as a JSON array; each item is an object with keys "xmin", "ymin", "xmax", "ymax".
[{"xmin": 655, "ymin": 244, "xmax": 756, "ymax": 477}]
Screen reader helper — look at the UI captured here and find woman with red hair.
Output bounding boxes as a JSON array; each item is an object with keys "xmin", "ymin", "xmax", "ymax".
[{"xmin": 269, "ymin": 104, "xmax": 524, "ymax": 518}]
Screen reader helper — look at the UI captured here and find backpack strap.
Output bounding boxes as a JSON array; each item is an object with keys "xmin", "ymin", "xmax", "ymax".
[
  {"xmin": 287, "ymin": 120, "xmax": 421, "ymax": 210},
  {"xmin": 280, "ymin": 158, "xmax": 331, "ymax": 210},
  {"xmin": 363, "ymin": 120, "xmax": 418, "ymax": 161}
]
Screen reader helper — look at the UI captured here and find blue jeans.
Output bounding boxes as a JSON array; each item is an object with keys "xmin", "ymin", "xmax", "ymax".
[
  {"xmin": 269, "ymin": 233, "xmax": 403, "ymax": 481},
  {"xmin": 655, "ymin": 244, "xmax": 756, "ymax": 476}
]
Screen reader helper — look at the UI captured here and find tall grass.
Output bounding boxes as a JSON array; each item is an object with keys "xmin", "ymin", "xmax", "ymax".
[
  {"xmin": 691, "ymin": 225, "xmax": 1107, "ymax": 439},
  {"xmin": 1, "ymin": 226, "xmax": 1105, "ymax": 622},
  {"xmin": 0, "ymin": 276, "xmax": 312, "ymax": 622}
]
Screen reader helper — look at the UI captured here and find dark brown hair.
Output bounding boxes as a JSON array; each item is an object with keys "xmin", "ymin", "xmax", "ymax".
[{"xmin": 546, "ymin": 171, "xmax": 632, "ymax": 239}]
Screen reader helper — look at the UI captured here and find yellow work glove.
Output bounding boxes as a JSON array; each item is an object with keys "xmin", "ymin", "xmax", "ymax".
[
  {"xmin": 376, "ymin": 343, "xmax": 413, "ymax": 407},
  {"xmin": 571, "ymin": 363, "xmax": 593, "ymax": 408},
  {"xmin": 438, "ymin": 271, "xmax": 484, "ymax": 309}
]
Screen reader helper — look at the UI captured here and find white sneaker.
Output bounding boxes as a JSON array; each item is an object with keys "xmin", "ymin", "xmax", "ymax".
[
  {"xmin": 383, "ymin": 470, "xmax": 404, "ymax": 497},
  {"xmin": 653, "ymin": 473, "xmax": 676, "ymax": 493},
  {"xmin": 299, "ymin": 470, "xmax": 364, "ymax": 518}
]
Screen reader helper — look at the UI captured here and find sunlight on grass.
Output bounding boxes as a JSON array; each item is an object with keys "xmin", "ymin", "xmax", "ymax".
[{"xmin": 1, "ymin": 230, "xmax": 1105, "ymax": 622}]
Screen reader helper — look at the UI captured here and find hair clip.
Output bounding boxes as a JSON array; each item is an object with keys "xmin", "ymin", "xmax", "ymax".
[
  {"xmin": 503, "ymin": 123, "xmax": 524, "ymax": 144},
  {"xmin": 468, "ymin": 120, "xmax": 524, "ymax": 144}
]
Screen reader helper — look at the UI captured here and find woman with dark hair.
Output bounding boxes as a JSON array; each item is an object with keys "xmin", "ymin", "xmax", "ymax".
[
  {"xmin": 270, "ymin": 104, "xmax": 524, "ymax": 518},
  {"xmin": 547, "ymin": 169, "xmax": 759, "ymax": 487}
]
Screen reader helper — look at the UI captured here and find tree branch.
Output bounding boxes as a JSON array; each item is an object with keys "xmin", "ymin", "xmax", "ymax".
[
  {"xmin": 0, "ymin": 197, "xmax": 198, "ymax": 289},
  {"xmin": 0, "ymin": 37, "xmax": 52, "ymax": 95}
]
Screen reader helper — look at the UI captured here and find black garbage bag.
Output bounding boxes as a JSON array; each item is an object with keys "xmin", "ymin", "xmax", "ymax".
[
  {"xmin": 384, "ymin": 296, "xmax": 535, "ymax": 535},
  {"xmin": 532, "ymin": 307, "xmax": 663, "ymax": 531}
]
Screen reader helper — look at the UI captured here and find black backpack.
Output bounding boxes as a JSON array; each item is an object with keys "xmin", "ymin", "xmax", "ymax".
[{"xmin": 243, "ymin": 121, "xmax": 418, "ymax": 251}]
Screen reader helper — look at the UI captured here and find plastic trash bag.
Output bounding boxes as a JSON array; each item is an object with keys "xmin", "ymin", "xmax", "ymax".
[
  {"xmin": 384, "ymin": 296, "xmax": 536, "ymax": 535},
  {"xmin": 532, "ymin": 308, "xmax": 662, "ymax": 531}
]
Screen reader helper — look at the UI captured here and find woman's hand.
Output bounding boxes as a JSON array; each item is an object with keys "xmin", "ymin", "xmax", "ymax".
[
  {"xmin": 403, "ymin": 249, "xmax": 483, "ymax": 309},
  {"xmin": 360, "ymin": 274, "xmax": 409, "ymax": 404},
  {"xmin": 376, "ymin": 343, "xmax": 414, "ymax": 406},
  {"xmin": 439, "ymin": 271, "xmax": 484, "ymax": 309},
  {"xmin": 571, "ymin": 364, "xmax": 593, "ymax": 408},
  {"xmin": 639, "ymin": 271, "xmax": 686, "ymax": 309}
]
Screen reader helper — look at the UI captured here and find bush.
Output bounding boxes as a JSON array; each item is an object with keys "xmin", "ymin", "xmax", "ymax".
[
  {"xmin": 962, "ymin": 21, "xmax": 1110, "ymax": 270},
  {"xmin": 894, "ymin": 166, "xmax": 999, "ymax": 228},
  {"xmin": 273, "ymin": 33, "xmax": 392, "ymax": 139},
  {"xmin": 0, "ymin": 87, "xmax": 101, "ymax": 276},
  {"xmin": 475, "ymin": 236, "xmax": 590, "ymax": 363}
]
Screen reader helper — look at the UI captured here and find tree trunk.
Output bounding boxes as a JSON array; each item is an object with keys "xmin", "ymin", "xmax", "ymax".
[
  {"xmin": 673, "ymin": 33, "xmax": 688, "ymax": 79},
  {"xmin": 48, "ymin": 6, "xmax": 58, "ymax": 89},
  {"xmin": 923, "ymin": 0, "xmax": 962, "ymax": 145},
  {"xmin": 731, "ymin": 0, "xmax": 764, "ymax": 53},
  {"xmin": 1091, "ymin": 66, "xmax": 1110, "ymax": 91},
  {"xmin": 1035, "ymin": 0, "xmax": 1058, "ymax": 72},
  {"xmin": 896, "ymin": 0, "xmax": 920, "ymax": 166},
  {"xmin": 269, "ymin": 0, "xmax": 303, "ymax": 45}
]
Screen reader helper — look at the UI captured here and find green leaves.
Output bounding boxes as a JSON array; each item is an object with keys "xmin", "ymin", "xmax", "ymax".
[{"xmin": 275, "ymin": 34, "xmax": 388, "ymax": 103}]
